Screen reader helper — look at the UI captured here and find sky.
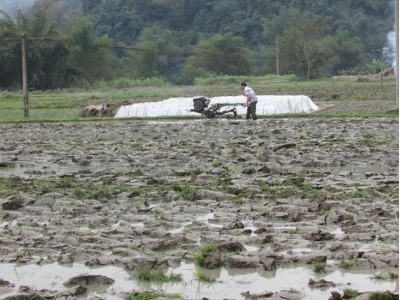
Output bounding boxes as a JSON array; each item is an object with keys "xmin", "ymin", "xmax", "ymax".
[{"xmin": 0, "ymin": 0, "xmax": 36, "ymax": 16}]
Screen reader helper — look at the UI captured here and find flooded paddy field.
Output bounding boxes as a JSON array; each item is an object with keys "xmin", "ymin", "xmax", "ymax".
[{"xmin": 0, "ymin": 114, "xmax": 398, "ymax": 300}]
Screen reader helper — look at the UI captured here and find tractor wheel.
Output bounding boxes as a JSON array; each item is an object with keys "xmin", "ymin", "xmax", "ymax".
[{"xmin": 193, "ymin": 100, "xmax": 204, "ymax": 111}]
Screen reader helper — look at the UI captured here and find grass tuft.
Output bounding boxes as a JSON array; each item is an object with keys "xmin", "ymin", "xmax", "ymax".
[
  {"xmin": 343, "ymin": 288, "xmax": 358, "ymax": 298},
  {"xmin": 370, "ymin": 292, "xmax": 394, "ymax": 300},
  {"xmin": 127, "ymin": 291, "xmax": 182, "ymax": 300},
  {"xmin": 339, "ymin": 259, "xmax": 358, "ymax": 269},
  {"xmin": 134, "ymin": 268, "xmax": 182, "ymax": 283},
  {"xmin": 313, "ymin": 262, "xmax": 326, "ymax": 273}
]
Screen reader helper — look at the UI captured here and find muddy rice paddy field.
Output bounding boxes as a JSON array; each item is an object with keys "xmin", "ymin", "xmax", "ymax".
[{"xmin": 0, "ymin": 100, "xmax": 398, "ymax": 300}]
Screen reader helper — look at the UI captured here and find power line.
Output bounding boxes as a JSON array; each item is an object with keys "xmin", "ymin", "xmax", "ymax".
[{"xmin": 2, "ymin": 36, "xmax": 395, "ymax": 62}]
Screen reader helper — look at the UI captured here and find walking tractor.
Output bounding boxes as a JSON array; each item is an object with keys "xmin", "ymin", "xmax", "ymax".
[{"xmin": 189, "ymin": 96, "xmax": 244, "ymax": 119}]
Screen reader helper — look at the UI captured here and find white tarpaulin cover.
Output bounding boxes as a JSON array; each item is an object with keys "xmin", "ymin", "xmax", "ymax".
[{"xmin": 115, "ymin": 95, "xmax": 319, "ymax": 118}]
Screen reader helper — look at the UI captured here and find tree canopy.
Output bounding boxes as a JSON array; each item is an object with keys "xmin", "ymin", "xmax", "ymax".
[{"xmin": 0, "ymin": 0, "xmax": 395, "ymax": 88}]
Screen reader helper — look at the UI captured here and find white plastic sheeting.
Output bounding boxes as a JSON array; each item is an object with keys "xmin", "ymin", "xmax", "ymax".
[{"xmin": 114, "ymin": 95, "xmax": 319, "ymax": 118}]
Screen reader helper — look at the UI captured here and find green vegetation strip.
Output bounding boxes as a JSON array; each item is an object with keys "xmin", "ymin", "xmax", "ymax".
[{"xmin": 0, "ymin": 80, "xmax": 397, "ymax": 122}]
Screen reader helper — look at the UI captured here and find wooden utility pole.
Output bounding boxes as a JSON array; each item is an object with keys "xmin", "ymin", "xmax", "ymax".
[
  {"xmin": 4, "ymin": 35, "xmax": 44, "ymax": 118},
  {"xmin": 396, "ymin": 0, "xmax": 399, "ymax": 108},
  {"xmin": 276, "ymin": 35, "xmax": 279, "ymax": 79},
  {"xmin": 21, "ymin": 36, "xmax": 29, "ymax": 117},
  {"xmin": 380, "ymin": 49, "xmax": 384, "ymax": 88}
]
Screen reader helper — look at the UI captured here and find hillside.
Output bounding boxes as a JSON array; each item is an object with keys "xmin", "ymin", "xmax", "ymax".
[
  {"xmin": 0, "ymin": 0, "xmax": 396, "ymax": 89},
  {"xmin": 30, "ymin": 0, "xmax": 393, "ymax": 50}
]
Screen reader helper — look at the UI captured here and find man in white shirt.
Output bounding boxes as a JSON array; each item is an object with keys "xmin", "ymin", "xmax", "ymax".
[{"xmin": 241, "ymin": 82, "xmax": 258, "ymax": 120}]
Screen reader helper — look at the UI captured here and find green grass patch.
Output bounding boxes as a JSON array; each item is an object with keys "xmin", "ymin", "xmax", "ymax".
[
  {"xmin": 372, "ymin": 271, "xmax": 399, "ymax": 281},
  {"xmin": 386, "ymin": 109, "xmax": 399, "ymax": 116},
  {"xmin": 194, "ymin": 74, "xmax": 300, "ymax": 85},
  {"xmin": 343, "ymin": 288, "xmax": 359, "ymax": 298},
  {"xmin": 370, "ymin": 292, "xmax": 394, "ymax": 300},
  {"xmin": 134, "ymin": 268, "xmax": 182, "ymax": 283},
  {"xmin": 212, "ymin": 160, "xmax": 223, "ymax": 167},
  {"xmin": 201, "ymin": 243, "xmax": 216, "ymax": 254},
  {"xmin": 313, "ymin": 262, "xmax": 326, "ymax": 273},
  {"xmin": 0, "ymin": 79, "xmax": 396, "ymax": 122},
  {"xmin": 260, "ymin": 184, "xmax": 278, "ymax": 195},
  {"xmin": 282, "ymin": 175, "xmax": 305, "ymax": 186},
  {"xmin": 333, "ymin": 189, "xmax": 371, "ymax": 201},
  {"xmin": 127, "ymin": 291, "xmax": 182, "ymax": 300},
  {"xmin": 128, "ymin": 245, "xmax": 140, "ymax": 251},
  {"xmin": 192, "ymin": 243, "xmax": 216, "ymax": 267},
  {"xmin": 173, "ymin": 181, "xmax": 196, "ymax": 198},
  {"xmin": 0, "ymin": 176, "xmax": 147, "ymax": 200},
  {"xmin": 339, "ymin": 259, "xmax": 358, "ymax": 269}
]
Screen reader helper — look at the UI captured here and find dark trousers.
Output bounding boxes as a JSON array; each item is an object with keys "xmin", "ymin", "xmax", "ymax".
[{"xmin": 246, "ymin": 102, "xmax": 257, "ymax": 120}]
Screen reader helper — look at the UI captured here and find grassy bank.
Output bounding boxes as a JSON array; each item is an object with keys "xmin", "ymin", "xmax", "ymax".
[{"xmin": 0, "ymin": 78, "xmax": 397, "ymax": 122}]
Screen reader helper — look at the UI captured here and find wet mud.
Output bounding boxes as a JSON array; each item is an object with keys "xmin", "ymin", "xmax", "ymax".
[{"xmin": 0, "ymin": 114, "xmax": 398, "ymax": 300}]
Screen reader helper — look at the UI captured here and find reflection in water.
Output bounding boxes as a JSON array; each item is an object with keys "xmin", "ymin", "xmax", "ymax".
[{"xmin": 0, "ymin": 261, "xmax": 397, "ymax": 300}]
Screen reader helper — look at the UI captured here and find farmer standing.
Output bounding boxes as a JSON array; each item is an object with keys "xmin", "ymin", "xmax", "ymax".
[{"xmin": 241, "ymin": 82, "xmax": 258, "ymax": 120}]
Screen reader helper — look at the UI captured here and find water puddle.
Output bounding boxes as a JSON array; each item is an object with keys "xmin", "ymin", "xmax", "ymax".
[
  {"xmin": 331, "ymin": 227, "xmax": 345, "ymax": 236},
  {"xmin": 168, "ymin": 212, "xmax": 223, "ymax": 234},
  {"xmin": 168, "ymin": 222, "xmax": 193, "ymax": 234},
  {"xmin": 196, "ymin": 212, "xmax": 215, "ymax": 222},
  {"xmin": 0, "ymin": 263, "xmax": 134, "ymax": 300},
  {"xmin": 274, "ymin": 225, "xmax": 297, "ymax": 230},
  {"xmin": 242, "ymin": 220, "xmax": 258, "ymax": 236},
  {"xmin": 79, "ymin": 227, "xmax": 98, "ymax": 233},
  {"xmin": 280, "ymin": 248, "xmax": 314, "ymax": 256},
  {"xmin": 0, "ymin": 164, "xmax": 61, "ymax": 177},
  {"xmin": 243, "ymin": 245, "xmax": 259, "ymax": 252},
  {"xmin": 319, "ymin": 165, "xmax": 398, "ymax": 176},
  {"xmin": 130, "ymin": 223, "xmax": 145, "ymax": 228},
  {"xmin": 0, "ymin": 220, "xmax": 18, "ymax": 230},
  {"xmin": 111, "ymin": 221, "xmax": 122, "ymax": 228},
  {"xmin": 0, "ymin": 262, "xmax": 397, "ymax": 300}
]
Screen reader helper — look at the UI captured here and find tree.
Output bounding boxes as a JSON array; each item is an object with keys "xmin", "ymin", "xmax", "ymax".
[
  {"xmin": 0, "ymin": 10, "xmax": 21, "ymax": 89},
  {"xmin": 127, "ymin": 41, "xmax": 159, "ymax": 79},
  {"xmin": 0, "ymin": 6, "xmax": 71, "ymax": 90},
  {"xmin": 69, "ymin": 17, "xmax": 114, "ymax": 83},
  {"xmin": 280, "ymin": 14, "xmax": 322, "ymax": 80},
  {"xmin": 187, "ymin": 33, "xmax": 252, "ymax": 75},
  {"xmin": 136, "ymin": 26, "xmax": 184, "ymax": 79}
]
